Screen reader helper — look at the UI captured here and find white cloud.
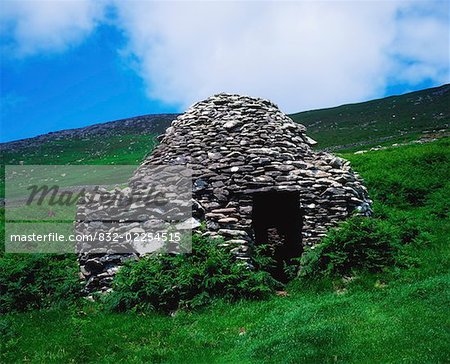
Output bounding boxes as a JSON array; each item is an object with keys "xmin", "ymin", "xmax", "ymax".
[
  {"xmin": 1, "ymin": 1, "xmax": 449, "ymax": 112},
  {"xmin": 390, "ymin": 1, "xmax": 450, "ymax": 86},
  {"xmin": 0, "ymin": 0, "xmax": 106, "ymax": 56},
  {"xmin": 112, "ymin": 0, "xmax": 449, "ymax": 112}
]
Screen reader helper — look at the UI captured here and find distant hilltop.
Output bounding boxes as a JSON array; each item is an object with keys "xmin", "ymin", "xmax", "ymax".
[
  {"xmin": 1, "ymin": 84, "xmax": 449, "ymax": 159},
  {"xmin": 1, "ymin": 114, "xmax": 179, "ymax": 154}
]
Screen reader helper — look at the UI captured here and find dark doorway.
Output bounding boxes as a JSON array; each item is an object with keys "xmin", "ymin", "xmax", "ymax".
[{"xmin": 252, "ymin": 191, "xmax": 303, "ymax": 282}]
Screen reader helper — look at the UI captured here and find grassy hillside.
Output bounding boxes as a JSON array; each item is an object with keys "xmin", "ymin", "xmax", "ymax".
[
  {"xmin": 290, "ymin": 84, "xmax": 449, "ymax": 149},
  {"xmin": 2, "ymin": 134, "xmax": 158, "ymax": 166},
  {"xmin": 1, "ymin": 114, "xmax": 175, "ymax": 166},
  {"xmin": 2, "ymin": 138, "xmax": 449, "ymax": 363}
]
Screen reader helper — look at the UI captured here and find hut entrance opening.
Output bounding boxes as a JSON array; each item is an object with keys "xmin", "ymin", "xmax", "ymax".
[{"xmin": 251, "ymin": 191, "xmax": 303, "ymax": 282}]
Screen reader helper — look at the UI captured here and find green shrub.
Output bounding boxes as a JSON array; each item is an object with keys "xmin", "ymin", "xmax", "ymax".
[
  {"xmin": 104, "ymin": 235, "xmax": 281, "ymax": 312},
  {"xmin": 425, "ymin": 181, "xmax": 450, "ymax": 219},
  {"xmin": 0, "ymin": 254, "xmax": 80, "ymax": 313},
  {"xmin": 300, "ymin": 217, "xmax": 401, "ymax": 278}
]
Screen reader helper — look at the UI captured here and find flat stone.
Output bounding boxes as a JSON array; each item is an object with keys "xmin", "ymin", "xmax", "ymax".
[
  {"xmin": 207, "ymin": 152, "xmax": 222, "ymax": 160},
  {"xmin": 175, "ymin": 217, "xmax": 201, "ymax": 229},
  {"xmin": 227, "ymin": 239, "xmax": 248, "ymax": 245},
  {"xmin": 211, "ymin": 208, "xmax": 237, "ymax": 214},
  {"xmin": 223, "ymin": 120, "xmax": 240, "ymax": 129},
  {"xmin": 218, "ymin": 229, "xmax": 248, "ymax": 237},
  {"xmin": 218, "ymin": 217, "xmax": 238, "ymax": 223}
]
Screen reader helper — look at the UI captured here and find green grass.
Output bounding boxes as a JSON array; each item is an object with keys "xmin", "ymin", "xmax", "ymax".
[
  {"xmin": 342, "ymin": 138, "xmax": 450, "ymax": 208},
  {"xmin": 291, "ymin": 84, "xmax": 449, "ymax": 149},
  {"xmin": 2, "ymin": 134, "xmax": 157, "ymax": 166},
  {"xmin": 1, "ymin": 138, "xmax": 449, "ymax": 363},
  {"xmin": 0, "ymin": 134, "xmax": 153, "ymax": 198},
  {"xmin": 1, "ymin": 274, "xmax": 448, "ymax": 363}
]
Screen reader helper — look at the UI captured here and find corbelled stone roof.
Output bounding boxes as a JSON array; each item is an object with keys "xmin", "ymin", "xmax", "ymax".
[{"xmin": 141, "ymin": 93, "xmax": 317, "ymax": 170}]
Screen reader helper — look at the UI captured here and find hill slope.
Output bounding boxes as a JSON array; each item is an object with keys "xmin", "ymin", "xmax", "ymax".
[
  {"xmin": 1, "ymin": 114, "xmax": 177, "ymax": 165},
  {"xmin": 1, "ymin": 85, "xmax": 449, "ymax": 165},
  {"xmin": 291, "ymin": 84, "xmax": 450, "ymax": 149}
]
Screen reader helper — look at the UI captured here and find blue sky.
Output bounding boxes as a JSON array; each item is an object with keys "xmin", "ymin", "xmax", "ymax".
[
  {"xmin": 1, "ymin": 24, "xmax": 179, "ymax": 142},
  {"xmin": 1, "ymin": 0, "xmax": 449, "ymax": 143}
]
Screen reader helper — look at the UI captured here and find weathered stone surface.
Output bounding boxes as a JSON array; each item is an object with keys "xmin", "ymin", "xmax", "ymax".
[{"xmin": 76, "ymin": 93, "xmax": 372, "ymax": 294}]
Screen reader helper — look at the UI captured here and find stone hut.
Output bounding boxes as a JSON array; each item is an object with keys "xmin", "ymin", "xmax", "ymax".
[{"xmin": 77, "ymin": 93, "xmax": 372, "ymax": 290}]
